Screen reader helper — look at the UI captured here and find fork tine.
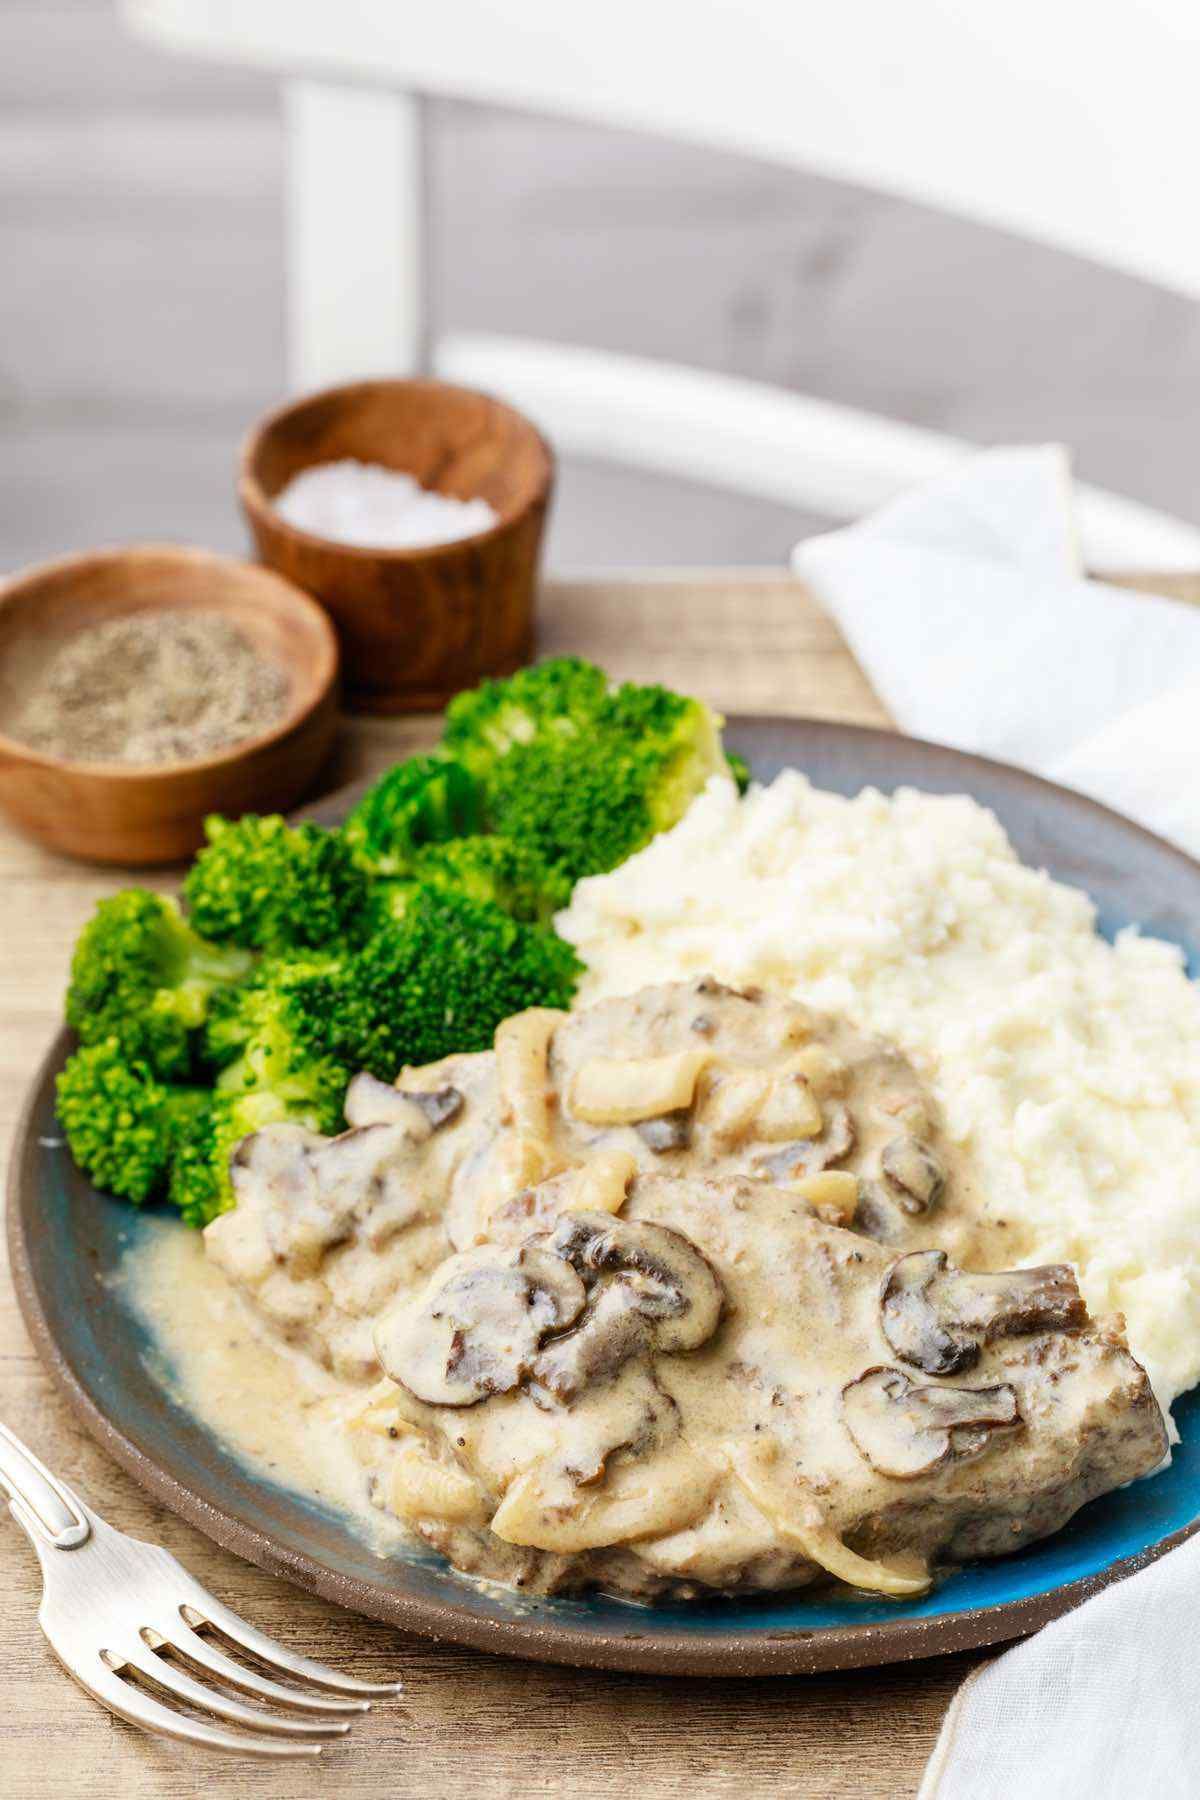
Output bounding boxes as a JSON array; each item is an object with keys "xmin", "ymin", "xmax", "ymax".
[
  {"xmin": 120, "ymin": 1645, "xmax": 352, "ymax": 1740},
  {"xmin": 164, "ymin": 1616, "xmax": 374, "ymax": 1713},
  {"xmin": 71, "ymin": 1655, "xmax": 325, "ymax": 1759},
  {"xmin": 179, "ymin": 1598, "xmax": 402, "ymax": 1697}
]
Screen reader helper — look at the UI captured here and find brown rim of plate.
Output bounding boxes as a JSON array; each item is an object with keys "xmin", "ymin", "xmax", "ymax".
[{"xmin": 8, "ymin": 714, "xmax": 1200, "ymax": 1678}]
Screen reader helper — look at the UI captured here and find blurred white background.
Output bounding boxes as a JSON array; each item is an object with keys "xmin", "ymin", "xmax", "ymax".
[{"xmin": 2, "ymin": 0, "xmax": 1199, "ymax": 572}]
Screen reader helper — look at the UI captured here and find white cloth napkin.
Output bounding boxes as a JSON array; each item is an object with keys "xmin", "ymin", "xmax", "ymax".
[
  {"xmin": 915, "ymin": 1532, "xmax": 1200, "ymax": 1800},
  {"xmin": 793, "ymin": 450, "xmax": 1200, "ymax": 1799},
  {"xmin": 793, "ymin": 445, "xmax": 1200, "ymax": 858}
]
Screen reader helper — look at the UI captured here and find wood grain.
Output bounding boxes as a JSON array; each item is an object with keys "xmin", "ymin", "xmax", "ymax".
[
  {"xmin": 241, "ymin": 380, "xmax": 553, "ymax": 713},
  {"xmin": 22, "ymin": 564, "xmax": 1178, "ymax": 1794}
]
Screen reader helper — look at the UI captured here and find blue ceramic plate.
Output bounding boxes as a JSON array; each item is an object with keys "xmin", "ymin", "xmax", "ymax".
[{"xmin": 9, "ymin": 718, "xmax": 1200, "ymax": 1676}]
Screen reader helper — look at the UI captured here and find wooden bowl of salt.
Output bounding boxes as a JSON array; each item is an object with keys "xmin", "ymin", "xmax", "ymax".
[
  {"xmin": 0, "ymin": 545, "xmax": 339, "ymax": 865},
  {"xmin": 239, "ymin": 378, "xmax": 554, "ymax": 713}
]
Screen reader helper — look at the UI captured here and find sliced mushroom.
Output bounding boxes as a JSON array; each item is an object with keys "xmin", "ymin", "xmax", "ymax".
[
  {"xmin": 532, "ymin": 1283, "xmax": 653, "ymax": 1403},
  {"xmin": 636, "ymin": 1109, "xmax": 692, "ymax": 1152},
  {"xmin": 344, "ymin": 1073, "xmax": 427, "ymax": 1132},
  {"xmin": 528, "ymin": 1210, "xmax": 725, "ymax": 1401},
  {"xmin": 880, "ymin": 1136, "xmax": 945, "ymax": 1214},
  {"xmin": 754, "ymin": 1101, "xmax": 856, "ymax": 1181},
  {"xmin": 399, "ymin": 1084, "xmax": 464, "ymax": 1130},
  {"xmin": 568, "ymin": 1050, "xmax": 709, "ymax": 1125},
  {"xmin": 374, "ymin": 1242, "xmax": 586, "ymax": 1406},
  {"xmin": 842, "ymin": 1366, "xmax": 1020, "ymax": 1479},
  {"xmin": 851, "ymin": 1178, "xmax": 906, "ymax": 1245},
  {"xmin": 490, "ymin": 1363, "xmax": 713, "ymax": 1550},
  {"xmin": 305, "ymin": 1123, "xmax": 434, "ymax": 1251},
  {"xmin": 880, "ymin": 1249, "xmax": 1088, "ymax": 1376},
  {"xmin": 227, "ymin": 1119, "xmax": 428, "ymax": 1275},
  {"xmin": 343, "ymin": 1071, "xmax": 464, "ymax": 1133},
  {"xmin": 542, "ymin": 1211, "xmax": 724, "ymax": 1350}
]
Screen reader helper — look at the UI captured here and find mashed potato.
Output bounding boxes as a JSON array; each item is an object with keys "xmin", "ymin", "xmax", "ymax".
[{"xmin": 558, "ymin": 772, "xmax": 1200, "ymax": 1422}]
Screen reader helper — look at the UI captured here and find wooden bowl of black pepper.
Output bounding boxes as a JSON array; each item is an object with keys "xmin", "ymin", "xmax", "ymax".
[
  {"xmin": 240, "ymin": 378, "xmax": 554, "ymax": 713},
  {"xmin": 0, "ymin": 544, "xmax": 339, "ymax": 865}
]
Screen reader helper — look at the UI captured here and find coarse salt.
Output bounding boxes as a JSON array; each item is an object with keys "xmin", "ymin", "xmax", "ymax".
[{"xmin": 274, "ymin": 459, "xmax": 498, "ymax": 551}]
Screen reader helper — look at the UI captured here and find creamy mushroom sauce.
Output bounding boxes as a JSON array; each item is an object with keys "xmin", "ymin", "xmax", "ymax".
[
  {"xmin": 120, "ymin": 1220, "xmax": 410, "ymax": 1551},
  {"xmin": 356, "ymin": 1175, "xmax": 1163, "ymax": 1599},
  {"xmin": 121, "ymin": 979, "xmax": 1168, "ymax": 1602}
]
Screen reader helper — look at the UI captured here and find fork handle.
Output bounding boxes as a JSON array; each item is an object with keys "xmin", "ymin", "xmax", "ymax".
[{"xmin": 0, "ymin": 1422, "xmax": 91, "ymax": 1550}]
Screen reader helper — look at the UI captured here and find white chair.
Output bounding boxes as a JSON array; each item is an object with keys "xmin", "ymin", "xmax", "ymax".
[{"xmin": 123, "ymin": 0, "xmax": 1200, "ymax": 568}]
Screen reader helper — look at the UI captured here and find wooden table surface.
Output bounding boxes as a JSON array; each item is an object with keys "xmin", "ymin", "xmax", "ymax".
[{"xmin": 3, "ymin": 568, "xmax": 1143, "ymax": 1799}]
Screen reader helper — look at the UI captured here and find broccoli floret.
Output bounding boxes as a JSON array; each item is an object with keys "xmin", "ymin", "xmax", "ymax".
[
  {"xmin": 56, "ymin": 1038, "xmax": 210, "ymax": 1206},
  {"xmin": 726, "ymin": 749, "xmax": 751, "ymax": 795},
  {"xmin": 166, "ymin": 1105, "xmax": 224, "ymax": 1228},
  {"xmin": 203, "ymin": 951, "xmax": 344, "ymax": 1069},
  {"xmin": 179, "ymin": 960, "xmax": 352, "ymax": 1223},
  {"xmin": 602, "ymin": 682, "xmax": 728, "ymax": 837},
  {"xmin": 442, "ymin": 660, "xmax": 730, "ymax": 882},
  {"xmin": 183, "ymin": 814, "xmax": 370, "ymax": 955},
  {"xmin": 165, "ymin": 1077, "xmax": 346, "ymax": 1231},
  {"xmin": 407, "ymin": 835, "xmax": 571, "ymax": 924},
  {"xmin": 211, "ymin": 966, "xmax": 351, "ymax": 1125},
  {"xmin": 167, "ymin": 1078, "xmax": 346, "ymax": 1232},
  {"xmin": 343, "ymin": 754, "xmax": 482, "ymax": 877},
  {"xmin": 65, "ymin": 889, "xmax": 253, "ymax": 1081},
  {"xmin": 442, "ymin": 656, "xmax": 610, "ymax": 780},
  {"xmin": 207, "ymin": 1076, "xmax": 343, "ymax": 1219},
  {"xmin": 483, "ymin": 682, "xmax": 729, "ymax": 883},
  {"xmin": 318, "ymin": 886, "xmax": 581, "ymax": 1079},
  {"xmin": 363, "ymin": 837, "xmax": 570, "ymax": 932}
]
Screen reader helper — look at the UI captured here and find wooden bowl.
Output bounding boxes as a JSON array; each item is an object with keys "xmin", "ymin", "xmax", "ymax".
[
  {"xmin": 0, "ymin": 544, "xmax": 340, "ymax": 865},
  {"xmin": 239, "ymin": 378, "xmax": 554, "ymax": 713}
]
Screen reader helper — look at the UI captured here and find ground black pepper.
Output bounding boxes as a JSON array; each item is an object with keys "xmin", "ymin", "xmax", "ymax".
[{"xmin": 11, "ymin": 610, "xmax": 289, "ymax": 765}]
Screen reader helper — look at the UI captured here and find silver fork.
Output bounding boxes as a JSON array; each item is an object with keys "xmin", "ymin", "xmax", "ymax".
[{"xmin": 1, "ymin": 1422, "xmax": 400, "ymax": 1757}]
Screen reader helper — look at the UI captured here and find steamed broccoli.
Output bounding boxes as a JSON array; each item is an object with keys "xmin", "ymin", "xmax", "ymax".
[
  {"xmin": 480, "ymin": 680, "xmax": 729, "ymax": 883},
  {"xmin": 343, "ymin": 753, "xmax": 482, "ymax": 877},
  {"xmin": 166, "ymin": 1082, "xmax": 345, "ymax": 1231},
  {"xmin": 176, "ymin": 957, "xmax": 354, "ymax": 1225},
  {"xmin": 369, "ymin": 835, "xmax": 571, "ymax": 927},
  {"xmin": 207, "ymin": 961, "xmax": 351, "ymax": 1126},
  {"xmin": 165, "ymin": 1106, "xmax": 224, "ymax": 1228},
  {"xmin": 202, "ymin": 951, "xmax": 342, "ymax": 1067},
  {"xmin": 183, "ymin": 814, "xmax": 370, "ymax": 955},
  {"xmin": 441, "ymin": 658, "xmax": 730, "ymax": 882},
  {"xmin": 726, "ymin": 749, "xmax": 751, "ymax": 795},
  {"xmin": 65, "ymin": 889, "xmax": 253, "ymax": 1081},
  {"xmin": 603, "ymin": 681, "xmax": 728, "ymax": 835},
  {"xmin": 311, "ymin": 886, "xmax": 582, "ymax": 1079},
  {"xmin": 442, "ymin": 656, "xmax": 610, "ymax": 779},
  {"xmin": 56, "ymin": 1038, "xmax": 212, "ymax": 1206},
  {"xmin": 61, "ymin": 656, "xmax": 742, "ymax": 1228}
]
